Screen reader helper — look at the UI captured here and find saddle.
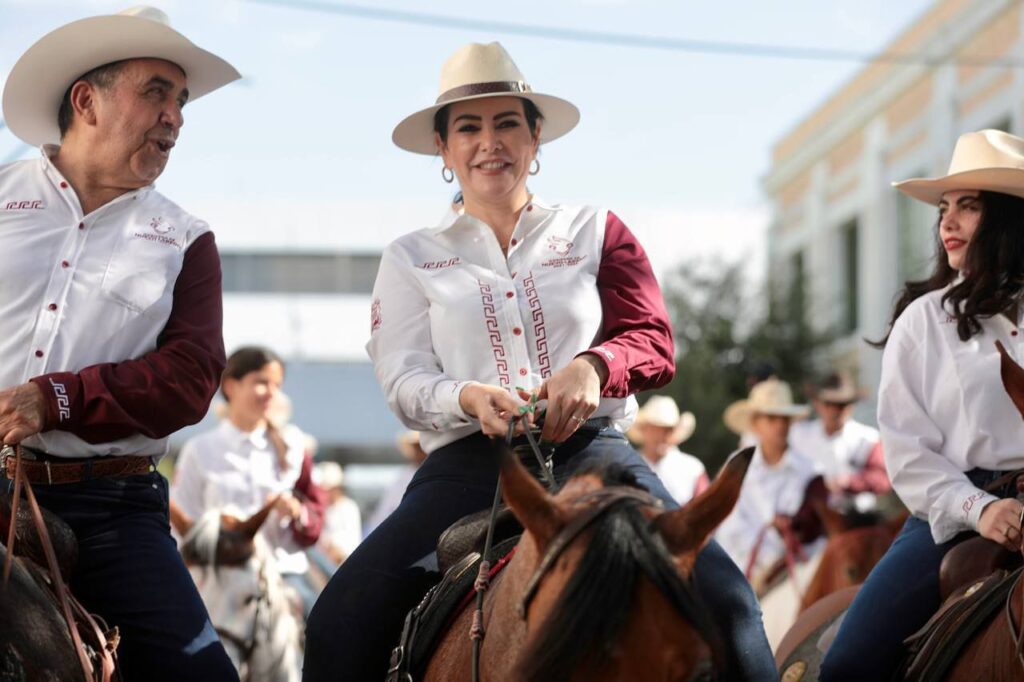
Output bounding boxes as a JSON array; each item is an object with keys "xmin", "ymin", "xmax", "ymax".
[{"xmin": 387, "ymin": 536, "xmax": 519, "ymax": 682}]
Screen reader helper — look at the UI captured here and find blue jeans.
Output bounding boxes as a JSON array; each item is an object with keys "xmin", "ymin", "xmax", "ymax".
[
  {"xmin": 3, "ymin": 470, "xmax": 238, "ymax": 682},
  {"xmin": 820, "ymin": 468, "xmax": 1012, "ymax": 680},
  {"xmin": 304, "ymin": 429, "xmax": 775, "ymax": 681}
]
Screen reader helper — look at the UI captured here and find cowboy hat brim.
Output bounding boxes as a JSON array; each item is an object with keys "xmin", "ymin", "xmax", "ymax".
[
  {"xmin": 3, "ymin": 13, "xmax": 240, "ymax": 147},
  {"xmin": 627, "ymin": 410, "xmax": 697, "ymax": 446},
  {"xmin": 392, "ymin": 91, "xmax": 580, "ymax": 155},
  {"xmin": 723, "ymin": 400, "xmax": 810, "ymax": 436},
  {"xmin": 893, "ymin": 167, "xmax": 1024, "ymax": 205}
]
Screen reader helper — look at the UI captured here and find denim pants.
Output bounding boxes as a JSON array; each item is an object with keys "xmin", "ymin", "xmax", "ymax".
[
  {"xmin": 304, "ymin": 428, "xmax": 776, "ymax": 681},
  {"xmin": 820, "ymin": 468, "xmax": 1013, "ymax": 680},
  {"xmin": 3, "ymin": 470, "xmax": 238, "ymax": 682}
]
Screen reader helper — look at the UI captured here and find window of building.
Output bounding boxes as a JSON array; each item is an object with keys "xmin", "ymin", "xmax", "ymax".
[
  {"xmin": 897, "ymin": 179, "xmax": 935, "ymax": 283},
  {"xmin": 220, "ymin": 253, "xmax": 381, "ymax": 294},
  {"xmin": 840, "ymin": 219, "xmax": 859, "ymax": 334}
]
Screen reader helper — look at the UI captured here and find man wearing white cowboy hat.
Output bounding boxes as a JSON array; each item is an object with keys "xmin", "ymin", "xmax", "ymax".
[
  {"xmin": 789, "ymin": 371, "xmax": 889, "ymax": 499},
  {"xmin": 0, "ymin": 6, "xmax": 239, "ymax": 679},
  {"xmin": 716, "ymin": 379, "xmax": 826, "ymax": 583},
  {"xmin": 629, "ymin": 395, "xmax": 709, "ymax": 504}
]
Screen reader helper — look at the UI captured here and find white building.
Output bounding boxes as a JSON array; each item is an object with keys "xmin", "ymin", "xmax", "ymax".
[{"xmin": 762, "ymin": 0, "xmax": 1024, "ymax": 418}]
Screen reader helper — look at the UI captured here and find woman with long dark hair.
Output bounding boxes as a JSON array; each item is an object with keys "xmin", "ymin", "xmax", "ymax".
[{"xmin": 820, "ymin": 129, "xmax": 1024, "ymax": 680}]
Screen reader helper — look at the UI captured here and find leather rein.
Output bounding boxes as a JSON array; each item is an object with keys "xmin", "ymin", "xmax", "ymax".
[{"xmin": 2, "ymin": 445, "xmax": 116, "ymax": 682}]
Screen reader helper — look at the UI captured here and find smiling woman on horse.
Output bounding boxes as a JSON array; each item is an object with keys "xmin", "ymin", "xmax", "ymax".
[
  {"xmin": 820, "ymin": 129, "xmax": 1024, "ymax": 680},
  {"xmin": 303, "ymin": 41, "xmax": 776, "ymax": 680}
]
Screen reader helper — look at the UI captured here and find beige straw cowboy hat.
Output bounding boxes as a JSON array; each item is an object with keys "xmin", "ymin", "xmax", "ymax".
[
  {"xmin": 723, "ymin": 378, "xmax": 810, "ymax": 435},
  {"xmin": 392, "ymin": 41, "xmax": 580, "ymax": 155},
  {"xmin": 894, "ymin": 129, "xmax": 1024, "ymax": 205},
  {"xmin": 627, "ymin": 395, "xmax": 696, "ymax": 446},
  {"xmin": 2, "ymin": 5, "xmax": 240, "ymax": 147}
]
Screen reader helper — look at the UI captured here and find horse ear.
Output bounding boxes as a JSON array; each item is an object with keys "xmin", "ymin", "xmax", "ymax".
[
  {"xmin": 997, "ymin": 340, "xmax": 1024, "ymax": 420},
  {"xmin": 499, "ymin": 442, "xmax": 564, "ymax": 549},
  {"xmin": 655, "ymin": 447, "xmax": 754, "ymax": 557},
  {"xmin": 238, "ymin": 495, "xmax": 280, "ymax": 540},
  {"xmin": 168, "ymin": 498, "xmax": 194, "ymax": 537}
]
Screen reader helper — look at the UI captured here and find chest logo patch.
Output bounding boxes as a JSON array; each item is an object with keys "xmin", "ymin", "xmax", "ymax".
[{"xmin": 547, "ymin": 236, "xmax": 574, "ymax": 256}]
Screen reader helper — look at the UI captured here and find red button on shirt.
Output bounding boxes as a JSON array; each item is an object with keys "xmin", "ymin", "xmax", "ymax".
[
  {"xmin": 47, "ymin": 304, "xmax": 57, "ymax": 311},
  {"xmin": 519, "ymin": 368, "xmax": 527, "ymax": 376},
  {"xmin": 513, "ymin": 327, "xmax": 522, "ymax": 336},
  {"xmin": 526, "ymin": 205, "xmax": 533, "ymax": 212},
  {"xmin": 61, "ymin": 260, "xmax": 69, "ymax": 268},
  {"xmin": 78, "ymin": 222, "xmax": 85, "ymax": 230},
  {"xmin": 1014, "ymin": 330, "xmax": 1019, "ymax": 337},
  {"xmin": 59, "ymin": 181, "xmax": 68, "ymax": 189},
  {"xmin": 510, "ymin": 239, "xmax": 518, "ymax": 246},
  {"xmin": 34, "ymin": 350, "xmax": 43, "ymax": 358},
  {"xmin": 506, "ymin": 291, "xmax": 514, "ymax": 298}
]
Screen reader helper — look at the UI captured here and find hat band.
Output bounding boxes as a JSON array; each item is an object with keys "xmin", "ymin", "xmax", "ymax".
[{"xmin": 435, "ymin": 80, "xmax": 533, "ymax": 105}]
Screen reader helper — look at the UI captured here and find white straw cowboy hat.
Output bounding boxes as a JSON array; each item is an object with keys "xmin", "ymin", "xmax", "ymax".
[
  {"xmin": 627, "ymin": 395, "xmax": 696, "ymax": 446},
  {"xmin": 2, "ymin": 5, "xmax": 240, "ymax": 147},
  {"xmin": 392, "ymin": 41, "xmax": 580, "ymax": 155},
  {"xmin": 313, "ymin": 461, "xmax": 345, "ymax": 490},
  {"xmin": 723, "ymin": 378, "xmax": 810, "ymax": 435},
  {"xmin": 894, "ymin": 129, "xmax": 1024, "ymax": 205}
]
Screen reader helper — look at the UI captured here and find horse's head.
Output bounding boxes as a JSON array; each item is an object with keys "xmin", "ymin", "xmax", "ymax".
[
  {"xmin": 497, "ymin": 445, "xmax": 753, "ymax": 681},
  {"xmin": 172, "ymin": 496, "xmax": 279, "ymax": 567}
]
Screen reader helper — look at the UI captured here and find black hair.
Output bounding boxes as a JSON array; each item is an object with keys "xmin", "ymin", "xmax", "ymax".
[
  {"xmin": 432, "ymin": 97, "xmax": 544, "ymax": 147},
  {"xmin": 873, "ymin": 190, "xmax": 1024, "ymax": 345},
  {"xmin": 56, "ymin": 60, "xmax": 129, "ymax": 139}
]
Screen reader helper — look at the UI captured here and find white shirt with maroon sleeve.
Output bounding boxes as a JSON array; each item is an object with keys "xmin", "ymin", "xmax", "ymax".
[
  {"xmin": 367, "ymin": 197, "xmax": 675, "ymax": 454},
  {"xmin": 0, "ymin": 147, "xmax": 225, "ymax": 458}
]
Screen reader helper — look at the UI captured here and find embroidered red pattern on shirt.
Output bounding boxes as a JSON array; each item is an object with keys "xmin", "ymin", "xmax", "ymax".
[
  {"xmin": 3, "ymin": 200, "xmax": 45, "ymax": 210},
  {"xmin": 418, "ymin": 257, "xmax": 461, "ymax": 270},
  {"xmin": 49, "ymin": 377, "xmax": 70, "ymax": 422},
  {"xmin": 522, "ymin": 271, "xmax": 551, "ymax": 378},
  {"xmin": 370, "ymin": 298, "xmax": 382, "ymax": 333},
  {"xmin": 478, "ymin": 280, "xmax": 510, "ymax": 387},
  {"xmin": 963, "ymin": 491, "xmax": 986, "ymax": 514}
]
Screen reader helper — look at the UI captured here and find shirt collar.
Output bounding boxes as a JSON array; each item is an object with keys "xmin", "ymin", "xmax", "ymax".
[
  {"xmin": 38, "ymin": 144, "xmax": 155, "ymax": 198},
  {"xmin": 753, "ymin": 446, "xmax": 798, "ymax": 471},
  {"xmin": 435, "ymin": 194, "xmax": 559, "ymax": 235},
  {"xmin": 218, "ymin": 418, "xmax": 269, "ymax": 449}
]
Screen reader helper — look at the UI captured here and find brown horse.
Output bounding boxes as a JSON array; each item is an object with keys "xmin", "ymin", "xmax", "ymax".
[
  {"xmin": 778, "ymin": 341, "xmax": 1024, "ymax": 680},
  {"xmin": 422, "ymin": 445, "xmax": 754, "ymax": 681}
]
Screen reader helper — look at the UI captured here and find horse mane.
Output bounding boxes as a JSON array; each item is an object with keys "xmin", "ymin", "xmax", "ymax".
[
  {"xmin": 515, "ymin": 460, "xmax": 723, "ymax": 682},
  {"xmin": 180, "ymin": 509, "xmax": 222, "ymax": 565}
]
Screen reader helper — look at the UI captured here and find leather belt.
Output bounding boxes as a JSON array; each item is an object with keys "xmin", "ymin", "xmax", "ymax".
[{"xmin": 2, "ymin": 453, "xmax": 155, "ymax": 485}]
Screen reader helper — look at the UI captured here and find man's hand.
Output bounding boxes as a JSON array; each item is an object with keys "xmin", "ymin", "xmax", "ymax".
[
  {"xmin": 978, "ymin": 498, "xmax": 1024, "ymax": 551},
  {"xmin": 459, "ymin": 383, "xmax": 531, "ymax": 438},
  {"xmin": 271, "ymin": 492, "xmax": 303, "ymax": 521},
  {"xmin": 0, "ymin": 383, "xmax": 46, "ymax": 445}
]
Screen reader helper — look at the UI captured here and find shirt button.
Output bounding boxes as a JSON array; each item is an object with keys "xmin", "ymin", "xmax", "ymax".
[
  {"xmin": 47, "ymin": 303, "xmax": 57, "ymax": 311},
  {"xmin": 526, "ymin": 205, "xmax": 533, "ymax": 212},
  {"xmin": 78, "ymin": 222, "xmax": 85, "ymax": 230},
  {"xmin": 506, "ymin": 291, "xmax": 514, "ymax": 298},
  {"xmin": 519, "ymin": 368, "xmax": 527, "ymax": 376},
  {"xmin": 59, "ymin": 181, "xmax": 68, "ymax": 189},
  {"xmin": 1013, "ymin": 330, "xmax": 1019, "ymax": 337},
  {"xmin": 510, "ymin": 239, "xmax": 518, "ymax": 246},
  {"xmin": 513, "ymin": 327, "xmax": 522, "ymax": 336},
  {"xmin": 61, "ymin": 260, "xmax": 70, "ymax": 268},
  {"xmin": 35, "ymin": 350, "xmax": 43, "ymax": 358}
]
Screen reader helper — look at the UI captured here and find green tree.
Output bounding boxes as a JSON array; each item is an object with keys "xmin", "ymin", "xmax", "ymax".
[{"xmin": 652, "ymin": 257, "xmax": 831, "ymax": 474}]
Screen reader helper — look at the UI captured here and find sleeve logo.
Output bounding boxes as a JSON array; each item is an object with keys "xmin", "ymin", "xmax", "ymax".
[{"xmin": 49, "ymin": 378, "xmax": 70, "ymax": 422}]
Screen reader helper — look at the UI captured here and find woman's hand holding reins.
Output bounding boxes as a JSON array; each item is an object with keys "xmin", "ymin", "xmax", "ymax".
[
  {"xmin": 978, "ymin": 497, "xmax": 1024, "ymax": 551},
  {"xmin": 459, "ymin": 383, "xmax": 532, "ymax": 438},
  {"xmin": 523, "ymin": 355, "xmax": 606, "ymax": 443}
]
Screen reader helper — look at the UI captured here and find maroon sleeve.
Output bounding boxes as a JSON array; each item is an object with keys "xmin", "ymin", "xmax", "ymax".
[
  {"xmin": 290, "ymin": 450, "xmax": 327, "ymax": 547},
  {"xmin": 581, "ymin": 211, "xmax": 675, "ymax": 397},
  {"xmin": 30, "ymin": 231, "xmax": 226, "ymax": 443}
]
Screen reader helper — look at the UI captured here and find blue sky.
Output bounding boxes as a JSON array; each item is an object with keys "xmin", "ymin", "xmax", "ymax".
[{"xmin": 0, "ymin": 0, "xmax": 935, "ymax": 277}]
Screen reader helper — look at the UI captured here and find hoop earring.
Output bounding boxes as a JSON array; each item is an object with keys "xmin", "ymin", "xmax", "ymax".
[
  {"xmin": 529, "ymin": 158, "xmax": 540, "ymax": 176},
  {"xmin": 442, "ymin": 166, "xmax": 454, "ymax": 183}
]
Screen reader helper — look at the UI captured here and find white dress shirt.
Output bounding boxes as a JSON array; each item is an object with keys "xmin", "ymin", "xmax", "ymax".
[
  {"xmin": 320, "ymin": 496, "xmax": 362, "ymax": 560},
  {"xmin": 644, "ymin": 446, "xmax": 707, "ymax": 504},
  {"xmin": 0, "ymin": 146, "xmax": 214, "ymax": 457},
  {"xmin": 171, "ymin": 420, "xmax": 310, "ymax": 574},
  {"xmin": 789, "ymin": 418, "xmax": 879, "ymax": 482},
  {"xmin": 716, "ymin": 447, "xmax": 820, "ymax": 576},
  {"xmin": 367, "ymin": 198, "xmax": 655, "ymax": 454},
  {"xmin": 879, "ymin": 285, "xmax": 1024, "ymax": 543}
]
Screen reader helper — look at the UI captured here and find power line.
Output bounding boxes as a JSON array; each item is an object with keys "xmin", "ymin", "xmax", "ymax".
[{"xmin": 246, "ymin": 0, "xmax": 1024, "ymax": 68}]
